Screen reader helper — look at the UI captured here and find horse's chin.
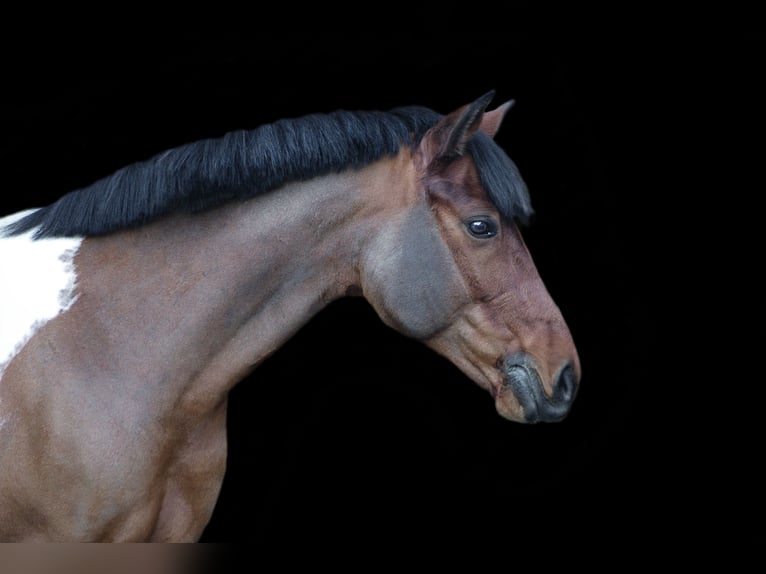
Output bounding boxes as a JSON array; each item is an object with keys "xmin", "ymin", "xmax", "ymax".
[
  {"xmin": 454, "ymin": 361, "xmax": 530, "ymax": 423},
  {"xmin": 493, "ymin": 387, "xmax": 531, "ymax": 423}
]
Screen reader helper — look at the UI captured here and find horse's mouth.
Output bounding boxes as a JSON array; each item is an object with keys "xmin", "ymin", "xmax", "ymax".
[{"xmin": 496, "ymin": 354, "xmax": 578, "ymax": 424}]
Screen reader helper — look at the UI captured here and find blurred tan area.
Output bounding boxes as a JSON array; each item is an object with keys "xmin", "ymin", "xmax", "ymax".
[{"xmin": 0, "ymin": 544, "xmax": 222, "ymax": 574}]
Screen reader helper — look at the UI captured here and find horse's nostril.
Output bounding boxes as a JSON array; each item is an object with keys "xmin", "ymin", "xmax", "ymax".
[
  {"xmin": 504, "ymin": 363, "xmax": 537, "ymax": 419},
  {"xmin": 553, "ymin": 362, "xmax": 577, "ymax": 404},
  {"xmin": 501, "ymin": 354, "xmax": 578, "ymax": 423}
]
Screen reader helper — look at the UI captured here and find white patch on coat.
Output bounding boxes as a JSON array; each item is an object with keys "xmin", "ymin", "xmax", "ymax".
[{"xmin": 0, "ymin": 209, "xmax": 83, "ymax": 381}]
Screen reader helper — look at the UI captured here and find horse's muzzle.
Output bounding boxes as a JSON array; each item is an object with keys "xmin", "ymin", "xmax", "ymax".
[{"xmin": 501, "ymin": 353, "xmax": 578, "ymax": 423}]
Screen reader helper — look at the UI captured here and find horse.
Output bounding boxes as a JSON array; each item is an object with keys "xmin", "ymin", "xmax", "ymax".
[{"xmin": 0, "ymin": 91, "xmax": 580, "ymax": 541}]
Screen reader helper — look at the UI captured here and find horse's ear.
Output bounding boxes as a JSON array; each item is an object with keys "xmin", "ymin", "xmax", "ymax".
[
  {"xmin": 420, "ymin": 90, "xmax": 496, "ymax": 164},
  {"xmin": 479, "ymin": 99, "xmax": 515, "ymax": 138}
]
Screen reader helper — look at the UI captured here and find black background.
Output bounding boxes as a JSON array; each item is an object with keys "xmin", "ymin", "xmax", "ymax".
[{"xmin": 0, "ymin": 5, "xmax": 750, "ymax": 549}]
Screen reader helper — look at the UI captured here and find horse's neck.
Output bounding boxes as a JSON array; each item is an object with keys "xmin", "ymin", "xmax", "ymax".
[{"xmin": 73, "ymin": 153, "xmax": 408, "ymax": 409}]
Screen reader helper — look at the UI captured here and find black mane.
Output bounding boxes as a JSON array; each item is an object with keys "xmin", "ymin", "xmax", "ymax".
[{"xmin": 6, "ymin": 105, "xmax": 532, "ymax": 239}]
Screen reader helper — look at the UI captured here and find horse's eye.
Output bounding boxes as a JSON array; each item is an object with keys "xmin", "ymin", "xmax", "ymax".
[{"xmin": 466, "ymin": 217, "xmax": 498, "ymax": 238}]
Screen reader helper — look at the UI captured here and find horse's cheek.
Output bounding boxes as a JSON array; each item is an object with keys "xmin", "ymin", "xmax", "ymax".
[{"xmin": 363, "ymin": 212, "xmax": 465, "ymax": 340}]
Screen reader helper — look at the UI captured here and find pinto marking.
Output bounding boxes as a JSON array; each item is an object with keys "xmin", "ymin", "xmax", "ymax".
[{"xmin": 0, "ymin": 210, "xmax": 82, "ymax": 381}]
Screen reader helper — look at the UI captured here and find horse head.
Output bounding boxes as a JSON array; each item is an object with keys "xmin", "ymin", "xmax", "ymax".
[{"xmin": 360, "ymin": 92, "xmax": 581, "ymax": 423}]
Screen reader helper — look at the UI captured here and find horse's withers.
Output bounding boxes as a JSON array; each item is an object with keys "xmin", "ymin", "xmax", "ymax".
[{"xmin": 0, "ymin": 210, "xmax": 83, "ymax": 383}]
